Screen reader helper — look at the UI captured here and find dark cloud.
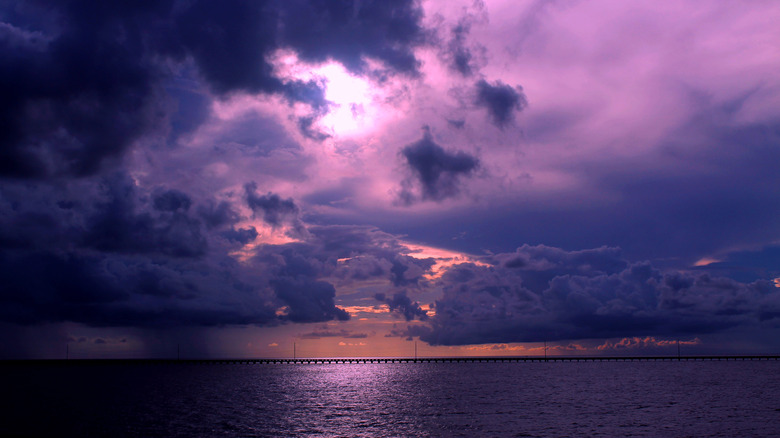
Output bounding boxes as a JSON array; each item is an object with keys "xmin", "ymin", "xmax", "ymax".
[
  {"xmin": 438, "ymin": 1, "xmax": 487, "ymax": 77},
  {"xmin": 0, "ymin": 173, "xmax": 209, "ymax": 257},
  {"xmin": 474, "ymin": 79, "xmax": 528, "ymax": 127},
  {"xmin": 0, "ymin": 1, "xmax": 168, "ymax": 178},
  {"xmin": 84, "ymin": 175, "xmax": 207, "ymax": 258},
  {"xmin": 0, "ymin": 0, "xmax": 427, "ymax": 179},
  {"xmin": 399, "ymin": 128, "xmax": 479, "ymax": 203},
  {"xmin": 313, "ymin": 225, "xmax": 436, "ymax": 287},
  {"xmin": 244, "ymin": 182, "xmax": 300, "ymax": 228},
  {"xmin": 220, "ymin": 227, "xmax": 258, "ymax": 245},
  {"xmin": 385, "ymin": 323, "xmax": 430, "ymax": 341},
  {"xmin": 239, "ymin": 225, "xmax": 438, "ymax": 324},
  {"xmin": 0, "ymin": 178, "xmax": 413, "ymax": 329},
  {"xmin": 152, "ymin": 189, "xmax": 192, "ymax": 212},
  {"xmin": 415, "ymin": 245, "xmax": 780, "ymax": 346},
  {"xmin": 0, "ymin": 249, "xmax": 278, "ymax": 327},
  {"xmin": 278, "ymin": 0, "xmax": 426, "ymax": 75},
  {"xmin": 0, "ymin": 222, "xmax": 375, "ymax": 329},
  {"xmin": 390, "ymin": 256, "xmax": 436, "ymax": 287},
  {"xmin": 272, "ymin": 278, "xmax": 349, "ymax": 323},
  {"xmin": 197, "ymin": 200, "xmax": 240, "ymax": 230},
  {"xmin": 255, "ymin": 225, "xmax": 436, "ymax": 284},
  {"xmin": 164, "ymin": 0, "xmax": 281, "ymax": 95},
  {"xmin": 375, "ymin": 291, "xmax": 429, "ymax": 321}
]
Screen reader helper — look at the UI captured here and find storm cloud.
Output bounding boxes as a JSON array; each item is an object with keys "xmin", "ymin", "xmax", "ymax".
[
  {"xmin": 245, "ymin": 182, "xmax": 300, "ymax": 228},
  {"xmin": 399, "ymin": 129, "xmax": 479, "ymax": 203},
  {"xmin": 375, "ymin": 291, "xmax": 429, "ymax": 321},
  {"xmin": 416, "ymin": 245, "xmax": 780, "ymax": 346},
  {"xmin": 0, "ymin": 0, "xmax": 428, "ymax": 179},
  {"xmin": 474, "ymin": 79, "xmax": 528, "ymax": 127},
  {"xmin": 2, "ymin": 0, "xmax": 779, "ymax": 358},
  {"xmin": 0, "ymin": 178, "xmax": 419, "ymax": 329}
]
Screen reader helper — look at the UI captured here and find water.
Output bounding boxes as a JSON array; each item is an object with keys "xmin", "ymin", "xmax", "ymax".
[{"xmin": 2, "ymin": 361, "xmax": 779, "ymax": 437}]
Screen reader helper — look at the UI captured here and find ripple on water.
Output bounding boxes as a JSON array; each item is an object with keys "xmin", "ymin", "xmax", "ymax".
[{"xmin": 1, "ymin": 361, "xmax": 779, "ymax": 437}]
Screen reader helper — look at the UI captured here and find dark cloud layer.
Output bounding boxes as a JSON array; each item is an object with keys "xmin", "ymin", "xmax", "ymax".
[
  {"xmin": 245, "ymin": 182, "xmax": 300, "ymax": 228},
  {"xmin": 474, "ymin": 79, "xmax": 528, "ymax": 127},
  {"xmin": 411, "ymin": 245, "xmax": 780, "ymax": 346},
  {"xmin": 84, "ymin": 175, "xmax": 207, "ymax": 258},
  {"xmin": 2, "ymin": 0, "xmax": 777, "ymax": 359},
  {"xmin": 220, "ymin": 226, "xmax": 259, "ymax": 245},
  {"xmin": 0, "ymin": 0, "xmax": 427, "ymax": 179},
  {"xmin": 0, "ymin": 0, "xmax": 167, "ymax": 178},
  {"xmin": 375, "ymin": 291, "xmax": 429, "ymax": 321},
  {"xmin": 278, "ymin": 0, "xmax": 426, "ymax": 75},
  {"xmin": 0, "ymin": 176, "xmax": 437, "ymax": 328},
  {"xmin": 399, "ymin": 129, "xmax": 479, "ymax": 203}
]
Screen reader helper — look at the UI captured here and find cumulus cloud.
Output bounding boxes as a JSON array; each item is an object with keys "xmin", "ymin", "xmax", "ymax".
[
  {"xmin": 399, "ymin": 128, "xmax": 479, "ymax": 204},
  {"xmin": 244, "ymin": 182, "xmax": 300, "ymax": 228},
  {"xmin": 0, "ymin": 249, "xmax": 279, "ymax": 327},
  {"xmin": 0, "ymin": 178, "xmax": 438, "ymax": 328},
  {"xmin": 152, "ymin": 189, "xmax": 193, "ymax": 212},
  {"xmin": 0, "ymin": 1, "xmax": 165, "ymax": 179},
  {"xmin": 277, "ymin": 0, "xmax": 426, "ymax": 75},
  {"xmin": 415, "ymin": 245, "xmax": 780, "ymax": 346},
  {"xmin": 220, "ymin": 227, "xmax": 259, "ymax": 245},
  {"xmin": 272, "ymin": 278, "xmax": 349, "ymax": 323},
  {"xmin": 474, "ymin": 79, "xmax": 528, "ymax": 127},
  {"xmin": 0, "ymin": 0, "xmax": 428, "ymax": 179},
  {"xmin": 83, "ymin": 174, "xmax": 207, "ymax": 258},
  {"xmin": 375, "ymin": 291, "xmax": 429, "ymax": 321},
  {"xmin": 197, "ymin": 201, "xmax": 241, "ymax": 230}
]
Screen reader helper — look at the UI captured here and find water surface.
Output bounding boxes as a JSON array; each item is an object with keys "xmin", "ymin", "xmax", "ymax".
[{"xmin": 2, "ymin": 361, "xmax": 779, "ymax": 437}]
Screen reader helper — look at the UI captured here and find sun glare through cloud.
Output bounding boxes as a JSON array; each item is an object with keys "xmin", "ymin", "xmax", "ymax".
[
  {"xmin": 317, "ymin": 63, "xmax": 377, "ymax": 136},
  {"xmin": 271, "ymin": 50, "xmax": 382, "ymax": 137},
  {"xmin": 402, "ymin": 241, "xmax": 488, "ymax": 279}
]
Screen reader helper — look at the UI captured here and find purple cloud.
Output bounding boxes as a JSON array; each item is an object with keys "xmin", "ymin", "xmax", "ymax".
[
  {"xmin": 1, "ymin": 0, "xmax": 780, "ymax": 358},
  {"xmin": 399, "ymin": 128, "xmax": 480, "ymax": 204},
  {"xmin": 416, "ymin": 246, "xmax": 780, "ymax": 346}
]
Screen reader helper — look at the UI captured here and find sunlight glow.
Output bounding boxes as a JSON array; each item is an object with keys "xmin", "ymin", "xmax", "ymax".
[
  {"xmin": 693, "ymin": 257, "xmax": 720, "ymax": 267},
  {"xmin": 317, "ymin": 63, "xmax": 377, "ymax": 136},
  {"xmin": 228, "ymin": 220, "xmax": 302, "ymax": 262},
  {"xmin": 271, "ymin": 50, "xmax": 382, "ymax": 137},
  {"xmin": 402, "ymin": 241, "xmax": 489, "ymax": 279}
]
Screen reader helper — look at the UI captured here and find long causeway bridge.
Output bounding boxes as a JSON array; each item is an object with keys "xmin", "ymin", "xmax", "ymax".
[{"xmin": 4, "ymin": 355, "xmax": 780, "ymax": 366}]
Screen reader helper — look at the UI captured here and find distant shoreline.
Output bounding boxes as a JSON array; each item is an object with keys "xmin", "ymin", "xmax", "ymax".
[{"xmin": 3, "ymin": 355, "xmax": 780, "ymax": 365}]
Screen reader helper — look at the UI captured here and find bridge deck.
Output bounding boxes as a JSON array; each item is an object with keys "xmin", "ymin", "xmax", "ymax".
[{"xmin": 3, "ymin": 355, "xmax": 780, "ymax": 366}]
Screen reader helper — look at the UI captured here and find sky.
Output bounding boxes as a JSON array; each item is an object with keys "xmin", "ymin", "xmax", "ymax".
[{"xmin": 1, "ymin": 0, "xmax": 779, "ymax": 359}]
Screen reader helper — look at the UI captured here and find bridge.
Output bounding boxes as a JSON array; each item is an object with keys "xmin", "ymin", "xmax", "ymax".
[{"xmin": 3, "ymin": 355, "xmax": 780, "ymax": 366}]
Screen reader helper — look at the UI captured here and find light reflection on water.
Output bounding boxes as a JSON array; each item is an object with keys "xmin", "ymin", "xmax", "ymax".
[{"xmin": 2, "ymin": 361, "xmax": 780, "ymax": 437}]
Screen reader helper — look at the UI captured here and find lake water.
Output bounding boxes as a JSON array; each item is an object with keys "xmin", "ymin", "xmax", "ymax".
[{"xmin": 2, "ymin": 361, "xmax": 779, "ymax": 437}]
